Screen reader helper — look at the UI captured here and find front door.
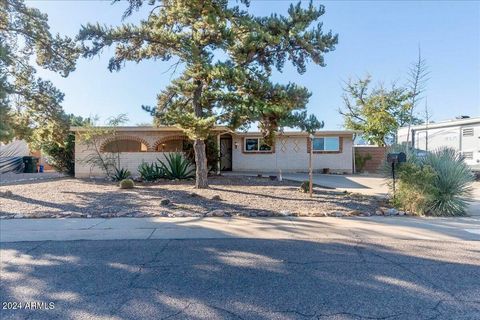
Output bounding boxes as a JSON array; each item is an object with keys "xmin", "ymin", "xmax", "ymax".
[{"xmin": 220, "ymin": 137, "xmax": 232, "ymax": 171}]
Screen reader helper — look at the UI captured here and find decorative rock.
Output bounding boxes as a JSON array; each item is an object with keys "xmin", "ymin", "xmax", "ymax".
[
  {"xmin": 279, "ymin": 210, "xmax": 293, "ymax": 217},
  {"xmin": 86, "ymin": 214, "xmax": 92, "ymax": 218},
  {"xmin": 330, "ymin": 211, "xmax": 345, "ymax": 218},
  {"xmin": 100, "ymin": 212, "xmax": 112, "ymax": 218},
  {"xmin": 174, "ymin": 211, "xmax": 190, "ymax": 217},
  {"xmin": 114, "ymin": 211, "xmax": 128, "ymax": 217},
  {"xmin": 69, "ymin": 212, "xmax": 86, "ymax": 218},
  {"xmin": 160, "ymin": 198, "xmax": 171, "ymax": 206},
  {"xmin": 14, "ymin": 214, "xmax": 25, "ymax": 219},
  {"xmin": 375, "ymin": 209, "xmax": 384, "ymax": 216},
  {"xmin": 398, "ymin": 211, "xmax": 406, "ymax": 216},
  {"xmin": 348, "ymin": 210, "xmax": 363, "ymax": 216},
  {"xmin": 206, "ymin": 210, "xmax": 226, "ymax": 217},
  {"xmin": 134, "ymin": 212, "xmax": 150, "ymax": 218},
  {"xmin": 249, "ymin": 212, "xmax": 257, "ymax": 217},
  {"xmin": 3, "ymin": 190, "xmax": 13, "ymax": 197},
  {"xmin": 385, "ymin": 208, "xmax": 398, "ymax": 216},
  {"xmin": 258, "ymin": 211, "xmax": 273, "ymax": 217},
  {"xmin": 211, "ymin": 194, "xmax": 222, "ymax": 201},
  {"xmin": 33, "ymin": 212, "xmax": 52, "ymax": 218}
]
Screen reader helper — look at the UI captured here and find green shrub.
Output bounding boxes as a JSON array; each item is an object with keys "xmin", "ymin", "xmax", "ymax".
[
  {"xmin": 112, "ymin": 167, "xmax": 131, "ymax": 181},
  {"xmin": 395, "ymin": 162, "xmax": 437, "ymax": 215},
  {"xmin": 423, "ymin": 148, "xmax": 474, "ymax": 216},
  {"xmin": 355, "ymin": 153, "xmax": 372, "ymax": 173},
  {"xmin": 158, "ymin": 153, "xmax": 195, "ymax": 180},
  {"xmin": 119, "ymin": 178, "xmax": 134, "ymax": 189},
  {"xmin": 387, "ymin": 147, "xmax": 474, "ymax": 216},
  {"xmin": 299, "ymin": 181, "xmax": 310, "ymax": 193},
  {"xmin": 138, "ymin": 161, "xmax": 164, "ymax": 181}
]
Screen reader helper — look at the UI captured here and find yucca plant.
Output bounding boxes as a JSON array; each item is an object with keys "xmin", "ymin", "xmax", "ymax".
[
  {"xmin": 423, "ymin": 148, "xmax": 474, "ymax": 216},
  {"xmin": 138, "ymin": 161, "xmax": 164, "ymax": 181},
  {"xmin": 158, "ymin": 153, "xmax": 195, "ymax": 180},
  {"xmin": 112, "ymin": 167, "xmax": 131, "ymax": 181}
]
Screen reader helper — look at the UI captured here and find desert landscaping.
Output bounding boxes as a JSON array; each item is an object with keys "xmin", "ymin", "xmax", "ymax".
[{"xmin": 0, "ymin": 176, "xmax": 396, "ymax": 219}]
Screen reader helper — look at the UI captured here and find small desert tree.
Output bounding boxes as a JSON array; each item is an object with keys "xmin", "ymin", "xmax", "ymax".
[
  {"xmin": 339, "ymin": 76, "xmax": 420, "ymax": 146},
  {"xmin": 78, "ymin": 0, "xmax": 338, "ymax": 188},
  {"xmin": 77, "ymin": 114, "xmax": 128, "ymax": 178}
]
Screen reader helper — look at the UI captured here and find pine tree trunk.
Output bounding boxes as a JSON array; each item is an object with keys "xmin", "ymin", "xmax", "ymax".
[{"xmin": 194, "ymin": 138, "xmax": 208, "ymax": 189}]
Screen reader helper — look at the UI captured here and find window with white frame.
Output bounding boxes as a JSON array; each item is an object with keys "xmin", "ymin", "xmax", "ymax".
[
  {"xmin": 312, "ymin": 137, "xmax": 340, "ymax": 151},
  {"xmin": 244, "ymin": 138, "xmax": 272, "ymax": 152}
]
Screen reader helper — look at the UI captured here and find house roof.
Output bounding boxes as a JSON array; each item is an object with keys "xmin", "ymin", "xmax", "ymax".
[
  {"xmin": 70, "ymin": 125, "xmax": 231, "ymax": 132},
  {"xmin": 71, "ymin": 125, "xmax": 357, "ymax": 137},
  {"xmin": 399, "ymin": 117, "xmax": 480, "ymax": 131}
]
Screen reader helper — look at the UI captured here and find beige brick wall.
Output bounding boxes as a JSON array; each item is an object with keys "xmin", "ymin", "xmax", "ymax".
[
  {"xmin": 74, "ymin": 130, "xmax": 354, "ymax": 177},
  {"xmin": 74, "ymin": 130, "xmax": 186, "ymax": 178},
  {"xmin": 232, "ymin": 135, "xmax": 353, "ymax": 173}
]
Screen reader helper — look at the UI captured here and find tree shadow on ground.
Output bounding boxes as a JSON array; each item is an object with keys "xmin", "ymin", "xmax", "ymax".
[
  {"xmin": 1, "ymin": 236, "xmax": 479, "ymax": 320},
  {"xmin": 0, "ymin": 176, "xmax": 382, "ymax": 217}
]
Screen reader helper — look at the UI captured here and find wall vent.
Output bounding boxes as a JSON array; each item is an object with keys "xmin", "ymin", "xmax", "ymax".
[
  {"xmin": 462, "ymin": 152, "xmax": 474, "ymax": 159},
  {"xmin": 462, "ymin": 128, "xmax": 474, "ymax": 137}
]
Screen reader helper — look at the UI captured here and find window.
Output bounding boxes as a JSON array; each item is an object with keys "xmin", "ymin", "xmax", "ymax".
[
  {"xmin": 103, "ymin": 139, "xmax": 148, "ymax": 152},
  {"xmin": 244, "ymin": 138, "xmax": 272, "ymax": 152},
  {"xmin": 312, "ymin": 137, "xmax": 340, "ymax": 152},
  {"xmin": 156, "ymin": 139, "xmax": 187, "ymax": 152}
]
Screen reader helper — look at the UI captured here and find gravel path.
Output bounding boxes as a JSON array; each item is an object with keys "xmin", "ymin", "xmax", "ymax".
[{"xmin": 0, "ymin": 176, "xmax": 390, "ymax": 219}]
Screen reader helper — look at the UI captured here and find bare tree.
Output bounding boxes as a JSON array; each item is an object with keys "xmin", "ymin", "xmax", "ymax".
[{"xmin": 405, "ymin": 47, "xmax": 430, "ymax": 151}]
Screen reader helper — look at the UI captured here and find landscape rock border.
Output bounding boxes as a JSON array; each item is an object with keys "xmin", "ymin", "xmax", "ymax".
[{"xmin": 0, "ymin": 206, "xmax": 412, "ymax": 219}]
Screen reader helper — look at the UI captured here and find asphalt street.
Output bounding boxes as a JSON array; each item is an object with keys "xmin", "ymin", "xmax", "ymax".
[{"xmin": 1, "ymin": 238, "xmax": 479, "ymax": 320}]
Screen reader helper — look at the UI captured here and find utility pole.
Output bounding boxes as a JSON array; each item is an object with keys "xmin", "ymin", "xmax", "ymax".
[
  {"xmin": 309, "ymin": 134, "xmax": 313, "ymax": 198},
  {"xmin": 424, "ymin": 98, "xmax": 430, "ymax": 152}
]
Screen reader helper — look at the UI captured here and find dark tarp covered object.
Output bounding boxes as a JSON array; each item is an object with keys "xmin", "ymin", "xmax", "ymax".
[{"xmin": 0, "ymin": 140, "xmax": 29, "ymax": 174}]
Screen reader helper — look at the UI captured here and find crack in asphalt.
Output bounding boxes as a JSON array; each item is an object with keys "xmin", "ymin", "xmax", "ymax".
[
  {"xmin": 107, "ymin": 240, "xmax": 172, "ymax": 318},
  {"xmin": 206, "ymin": 303, "xmax": 246, "ymax": 320},
  {"xmin": 161, "ymin": 301, "xmax": 192, "ymax": 320}
]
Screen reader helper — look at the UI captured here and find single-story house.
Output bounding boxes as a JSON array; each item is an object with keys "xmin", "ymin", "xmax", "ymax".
[{"xmin": 71, "ymin": 126, "xmax": 357, "ymax": 178}]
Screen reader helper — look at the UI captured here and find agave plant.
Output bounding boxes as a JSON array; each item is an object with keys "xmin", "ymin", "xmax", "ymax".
[
  {"xmin": 423, "ymin": 148, "xmax": 474, "ymax": 216},
  {"xmin": 158, "ymin": 153, "xmax": 195, "ymax": 180},
  {"xmin": 138, "ymin": 161, "xmax": 164, "ymax": 181},
  {"xmin": 112, "ymin": 167, "xmax": 131, "ymax": 181}
]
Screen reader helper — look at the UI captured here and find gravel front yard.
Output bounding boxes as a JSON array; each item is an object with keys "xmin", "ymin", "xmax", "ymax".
[{"xmin": 0, "ymin": 176, "xmax": 393, "ymax": 219}]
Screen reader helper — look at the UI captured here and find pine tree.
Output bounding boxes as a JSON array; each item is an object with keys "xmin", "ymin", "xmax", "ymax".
[
  {"xmin": 78, "ymin": 0, "xmax": 337, "ymax": 188},
  {"xmin": 0, "ymin": 0, "xmax": 79, "ymax": 145}
]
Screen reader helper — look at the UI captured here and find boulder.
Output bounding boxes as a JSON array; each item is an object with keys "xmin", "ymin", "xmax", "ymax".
[
  {"xmin": 206, "ymin": 210, "xmax": 226, "ymax": 217},
  {"xmin": 385, "ymin": 208, "xmax": 398, "ymax": 216},
  {"xmin": 211, "ymin": 194, "xmax": 222, "ymax": 201},
  {"xmin": 279, "ymin": 210, "xmax": 293, "ymax": 217},
  {"xmin": 160, "ymin": 198, "xmax": 171, "ymax": 206}
]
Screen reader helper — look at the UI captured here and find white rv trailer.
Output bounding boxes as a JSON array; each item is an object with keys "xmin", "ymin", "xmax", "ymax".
[{"xmin": 397, "ymin": 117, "xmax": 480, "ymax": 171}]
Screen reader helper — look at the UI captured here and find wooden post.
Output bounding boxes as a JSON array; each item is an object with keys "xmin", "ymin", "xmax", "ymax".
[
  {"xmin": 217, "ymin": 133, "xmax": 221, "ymax": 175},
  {"xmin": 309, "ymin": 134, "xmax": 313, "ymax": 198}
]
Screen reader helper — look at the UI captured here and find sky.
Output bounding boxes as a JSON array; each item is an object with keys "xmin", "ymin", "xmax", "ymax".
[{"xmin": 29, "ymin": 0, "xmax": 480, "ymax": 130}]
